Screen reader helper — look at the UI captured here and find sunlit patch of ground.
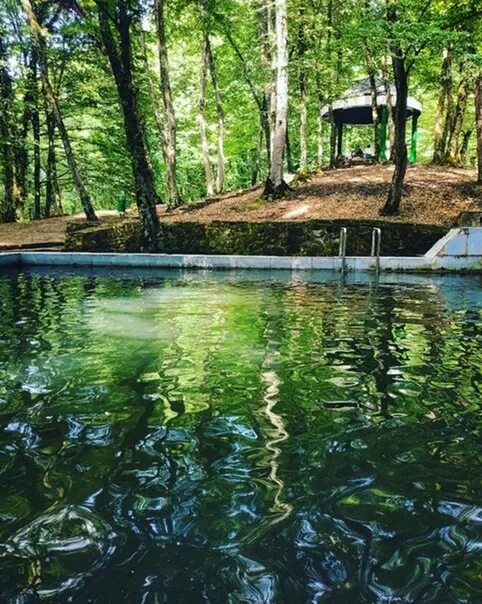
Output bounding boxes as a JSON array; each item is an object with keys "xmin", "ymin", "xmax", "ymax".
[{"xmin": 282, "ymin": 204, "xmax": 310, "ymax": 219}]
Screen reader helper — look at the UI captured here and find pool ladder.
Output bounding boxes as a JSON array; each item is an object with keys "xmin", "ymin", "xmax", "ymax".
[{"xmin": 339, "ymin": 227, "xmax": 382, "ymax": 273}]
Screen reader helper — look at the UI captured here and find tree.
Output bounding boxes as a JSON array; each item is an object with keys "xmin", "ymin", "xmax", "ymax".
[
  {"xmin": 22, "ymin": 0, "xmax": 97, "ymax": 221},
  {"xmin": 15, "ymin": 48, "xmax": 31, "ymax": 214},
  {"xmin": 326, "ymin": 0, "xmax": 336, "ymax": 169},
  {"xmin": 30, "ymin": 46, "xmax": 41, "ymax": 219},
  {"xmin": 198, "ymin": 26, "xmax": 214, "ymax": 197},
  {"xmin": 362, "ymin": 0, "xmax": 382, "ymax": 161},
  {"xmin": 0, "ymin": 23, "xmax": 18, "ymax": 222},
  {"xmin": 263, "ymin": 0, "xmax": 289, "ymax": 199},
  {"xmin": 297, "ymin": 5, "xmax": 308, "ymax": 171},
  {"xmin": 220, "ymin": 18, "xmax": 271, "ymax": 181},
  {"xmin": 445, "ymin": 60, "xmax": 471, "ymax": 166},
  {"xmin": 155, "ymin": 0, "xmax": 180, "ymax": 207},
  {"xmin": 380, "ymin": 2, "xmax": 408, "ymax": 216},
  {"xmin": 476, "ymin": 71, "xmax": 482, "ymax": 182},
  {"xmin": 93, "ymin": 0, "xmax": 160, "ymax": 249},
  {"xmin": 379, "ymin": 0, "xmax": 450, "ymax": 215},
  {"xmin": 198, "ymin": 0, "xmax": 225, "ymax": 196},
  {"xmin": 433, "ymin": 47, "xmax": 453, "ymax": 163},
  {"xmin": 45, "ymin": 109, "xmax": 62, "ymax": 217}
]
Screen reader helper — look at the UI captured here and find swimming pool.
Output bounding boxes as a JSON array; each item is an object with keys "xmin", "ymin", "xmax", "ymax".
[{"xmin": 0, "ymin": 268, "xmax": 481, "ymax": 602}]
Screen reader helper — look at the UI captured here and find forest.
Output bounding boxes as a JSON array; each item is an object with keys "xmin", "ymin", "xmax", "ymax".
[{"xmin": 0, "ymin": 0, "xmax": 481, "ymax": 249}]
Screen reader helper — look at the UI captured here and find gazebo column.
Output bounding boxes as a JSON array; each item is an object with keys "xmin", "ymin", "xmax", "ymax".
[
  {"xmin": 379, "ymin": 106, "xmax": 388, "ymax": 161},
  {"xmin": 337, "ymin": 124, "xmax": 343, "ymax": 156},
  {"xmin": 409, "ymin": 113, "xmax": 419, "ymax": 163}
]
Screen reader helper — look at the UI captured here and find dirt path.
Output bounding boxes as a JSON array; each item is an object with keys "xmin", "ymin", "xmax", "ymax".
[
  {"xmin": 0, "ymin": 211, "xmax": 118, "ymax": 251},
  {"xmin": 1, "ymin": 166, "xmax": 479, "ymax": 250}
]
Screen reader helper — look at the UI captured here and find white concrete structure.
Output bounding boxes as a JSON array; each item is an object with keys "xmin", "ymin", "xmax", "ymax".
[
  {"xmin": 320, "ymin": 77, "xmax": 422, "ymax": 125},
  {"xmin": 0, "ymin": 228, "xmax": 480, "ymax": 273},
  {"xmin": 425, "ymin": 227, "xmax": 482, "ymax": 258}
]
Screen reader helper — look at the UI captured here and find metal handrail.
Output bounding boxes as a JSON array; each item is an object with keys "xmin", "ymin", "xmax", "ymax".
[
  {"xmin": 371, "ymin": 228, "xmax": 382, "ymax": 272},
  {"xmin": 339, "ymin": 227, "xmax": 347, "ymax": 273},
  {"xmin": 336, "ymin": 227, "xmax": 381, "ymax": 273}
]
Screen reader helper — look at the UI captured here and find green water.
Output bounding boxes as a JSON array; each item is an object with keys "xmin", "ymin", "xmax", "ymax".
[{"xmin": 0, "ymin": 268, "xmax": 481, "ymax": 603}]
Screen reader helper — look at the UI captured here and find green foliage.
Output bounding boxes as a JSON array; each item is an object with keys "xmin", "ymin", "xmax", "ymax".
[{"xmin": 0, "ymin": 0, "xmax": 481, "ymax": 220}]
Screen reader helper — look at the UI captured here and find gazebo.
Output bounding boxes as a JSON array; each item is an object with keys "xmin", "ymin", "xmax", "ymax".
[{"xmin": 321, "ymin": 77, "xmax": 422, "ymax": 162}]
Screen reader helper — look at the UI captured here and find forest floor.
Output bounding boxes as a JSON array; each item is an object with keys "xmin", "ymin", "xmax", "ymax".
[
  {"xmin": 0, "ymin": 165, "xmax": 480, "ymax": 250},
  {"xmin": 0, "ymin": 210, "xmax": 118, "ymax": 250},
  {"xmin": 160, "ymin": 164, "xmax": 481, "ymax": 226}
]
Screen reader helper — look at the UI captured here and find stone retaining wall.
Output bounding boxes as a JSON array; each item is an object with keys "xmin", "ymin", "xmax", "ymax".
[{"xmin": 65, "ymin": 219, "xmax": 446, "ymax": 257}]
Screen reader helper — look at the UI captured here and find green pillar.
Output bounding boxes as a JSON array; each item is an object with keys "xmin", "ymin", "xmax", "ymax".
[
  {"xmin": 409, "ymin": 113, "xmax": 419, "ymax": 164},
  {"xmin": 337, "ymin": 123, "xmax": 343, "ymax": 156},
  {"xmin": 379, "ymin": 106, "xmax": 388, "ymax": 161}
]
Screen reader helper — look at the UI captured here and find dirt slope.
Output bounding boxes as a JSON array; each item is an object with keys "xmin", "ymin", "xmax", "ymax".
[{"xmin": 160, "ymin": 164, "xmax": 480, "ymax": 226}]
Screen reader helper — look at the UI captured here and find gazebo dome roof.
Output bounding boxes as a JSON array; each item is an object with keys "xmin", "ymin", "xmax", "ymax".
[{"xmin": 321, "ymin": 77, "xmax": 422, "ymax": 125}]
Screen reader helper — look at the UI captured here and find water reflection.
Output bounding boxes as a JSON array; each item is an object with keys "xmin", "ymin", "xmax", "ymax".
[
  {"xmin": 0, "ymin": 270, "xmax": 481, "ymax": 602},
  {"xmin": 3, "ymin": 505, "xmax": 118, "ymax": 599}
]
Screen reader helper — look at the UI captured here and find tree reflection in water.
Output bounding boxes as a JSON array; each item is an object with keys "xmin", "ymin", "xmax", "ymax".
[{"xmin": 0, "ymin": 269, "xmax": 481, "ymax": 602}]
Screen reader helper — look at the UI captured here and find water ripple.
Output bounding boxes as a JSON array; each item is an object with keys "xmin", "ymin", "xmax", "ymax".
[
  {"xmin": 0, "ymin": 272, "xmax": 481, "ymax": 601},
  {"xmin": 1, "ymin": 505, "xmax": 119, "ymax": 599}
]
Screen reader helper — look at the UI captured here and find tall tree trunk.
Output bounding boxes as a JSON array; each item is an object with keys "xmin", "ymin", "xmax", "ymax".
[
  {"xmin": 317, "ymin": 99, "xmax": 324, "ymax": 169},
  {"xmin": 22, "ymin": 0, "xmax": 97, "ymax": 222},
  {"xmin": 155, "ymin": 0, "xmax": 180, "ymax": 207},
  {"xmin": 251, "ymin": 122, "xmax": 263, "ymax": 185},
  {"xmin": 223, "ymin": 26, "xmax": 271, "ymax": 174},
  {"xmin": 95, "ymin": 0, "xmax": 161, "ymax": 249},
  {"xmin": 326, "ymin": 0, "xmax": 337, "ymax": 169},
  {"xmin": 381, "ymin": 54, "xmax": 395, "ymax": 159},
  {"xmin": 15, "ymin": 51, "xmax": 32, "ymax": 214},
  {"xmin": 298, "ymin": 7, "xmax": 308, "ymax": 171},
  {"xmin": 387, "ymin": 95, "xmax": 396, "ymax": 160},
  {"xmin": 32, "ymin": 107, "xmax": 41, "ymax": 220},
  {"xmin": 364, "ymin": 1, "xmax": 380, "ymax": 160},
  {"xmin": 285, "ymin": 124, "xmax": 294, "ymax": 173},
  {"xmin": 45, "ymin": 110, "xmax": 62, "ymax": 217},
  {"xmin": 266, "ymin": 2, "xmax": 277, "ymax": 163},
  {"xmin": 433, "ymin": 47, "xmax": 452, "ymax": 163},
  {"xmin": 299, "ymin": 72, "xmax": 308, "ymax": 171},
  {"xmin": 198, "ymin": 35, "xmax": 214, "ymax": 197},
  {"xmin": 207, "ymin": 45, "xmax": 225, "ymax": 194},
  {"xmin": 381, "ymin": 5, "xmax": 408, "ymax": 216},
  {"xmin": 14, "ymin": 130, "xmax": 28, "ymax": 214},
  {"xmin": 368, "ymin": 71, "xmax": 381, "ymax": 159},
  {"xmin": 259, "ymin": 4, "xmax": 273, "ymax": 169},
  {"xmin": 260, "ymin": 96, "xmax": 271, "ymax": 168},
  {"xmin": 459, "ymin": 129, "xmax": 472, "ymax": 165},
  {"xmin": 263, "ymin": 0, "xmax": 289, "ymax": 199},
  {"xmin": 445, "ymin": 64, "xmax": 469, "ymax": 166},
  {"xmin": 0, "ymin": 31, "xmax": 17, "ymax": 222},
  {"xmin": 31, "ymin": 47, "xmax": 41, "ymax": 220},
  {"xmin": 140, "ymin": 30, "xmax": 181, "ymax": 211},
  {"xmin": 440, "ymin": 65, "xmax": 456, "ymax": 164},
  {"xmin": 199, "ymin": 0, "xmax": 225, "ymax": 194},
  {"xmin": 476, "ymin": 71, "xmax": 482, "ymax": 183},
  {"xmin": 316, "ymin": 111, "xmax": 324, "ymax": 170},
  {"xmin": 140, "ymin": 30, "xmax": 166, "ymax": 159},
  {"xmin": 329, "ymin": 106, "xmax": 336, "ymax": 167}
]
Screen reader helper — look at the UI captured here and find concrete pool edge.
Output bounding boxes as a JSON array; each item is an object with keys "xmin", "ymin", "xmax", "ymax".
[
  {"xmin": 0, "ymin": 251, "xmax": 479, "ymax": 273},
  {"xmin": 1, "ymin": 227, "xmax": 481, "ymax": 273}
]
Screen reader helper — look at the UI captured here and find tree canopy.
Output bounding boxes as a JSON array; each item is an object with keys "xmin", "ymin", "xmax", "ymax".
[{"xmin": 0, "ymin": 0, "xmax": 481, "ymax": 245}]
